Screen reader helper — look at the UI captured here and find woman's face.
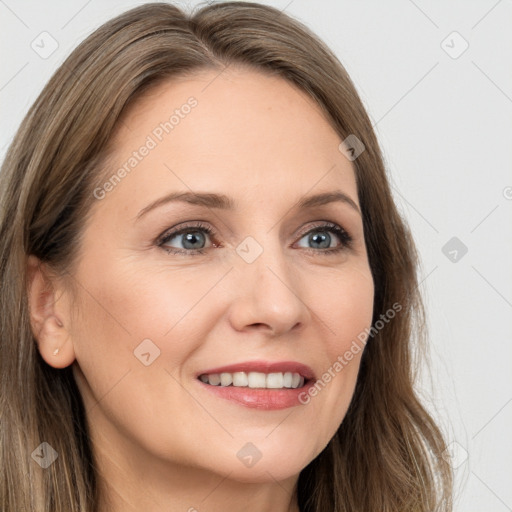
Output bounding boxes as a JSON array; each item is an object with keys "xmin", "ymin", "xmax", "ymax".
[{"xmin": 61, "ymin": 68, "xmax": 374, "ymax": 483}]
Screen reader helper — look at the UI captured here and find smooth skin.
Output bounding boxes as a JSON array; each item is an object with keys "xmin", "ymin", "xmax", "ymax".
[{"xmin": 27, "ymin": 68, "xmax": 374, "ymax": 512}]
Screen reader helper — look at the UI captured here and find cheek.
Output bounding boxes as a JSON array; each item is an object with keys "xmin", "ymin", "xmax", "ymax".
[
  {"xmin": 316, "ymin": 262, "xmax": 374, "ymax": 355},
  {"xmin": 73, "ymin": 255, "xmax": 219, "ymax": 341},
  {"xmin": 69, "ymin": 260, "xmax": 228, "ymax": 461},
  {"xmin": 299, "ymin": 263, "xmax": 373, "ymax": 446},
  {"xmin": 69, "ymin": 258, "xmax": 229, "ymax": 399}
]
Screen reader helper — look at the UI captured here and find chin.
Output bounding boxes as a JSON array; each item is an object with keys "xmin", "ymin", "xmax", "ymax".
[
  {"xmin": 217, "ymin": 459, "xmax": 305, "ymax": 484},
  {"xmin": 208, "ymin": 437, "xmax": 317, "ymax": 484}
]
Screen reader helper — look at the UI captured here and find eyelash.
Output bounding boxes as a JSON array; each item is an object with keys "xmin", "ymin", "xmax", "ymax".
[{"xmin": 157, "ymin": 221, "xmax": 353, "ymax": 257}]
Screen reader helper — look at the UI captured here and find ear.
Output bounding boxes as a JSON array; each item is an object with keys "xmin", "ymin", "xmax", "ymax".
[{"xmin": 26, "ymin": 255, "xmax": 76, "ymax": 369}]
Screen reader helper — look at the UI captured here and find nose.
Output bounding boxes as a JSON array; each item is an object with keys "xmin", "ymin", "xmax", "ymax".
[{"xmin": 227, "ymin": 238, "xmax": 311, "ymax": 338}]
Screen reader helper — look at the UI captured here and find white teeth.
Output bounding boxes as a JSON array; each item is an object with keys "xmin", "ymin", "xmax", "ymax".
[
  {"xmin": 208, "ymin": 373, "xmax": 221, "ymax": 386},
  {"xmin": 266, "ymin": 372, "xmax": 284, "ymax": 388},
  {"xmin": 248, "ymin": 372, "xmax": 266, "ymax": 388},
  {"xmin": 220, "ymin": 372, "xmax": 233, "ymax": 386},
  {"xmin": 199, "ymin": 371, "xmax": 306, "ymax": 389},
  {"xmin": 233, "ymin": 372, "xmax": 248, "ymax": 387}
]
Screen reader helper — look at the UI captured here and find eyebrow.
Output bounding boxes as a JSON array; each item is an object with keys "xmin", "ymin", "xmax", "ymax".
[{"xmin": 135, "ymin": 190, "xmax": 361, "ymax": 221}]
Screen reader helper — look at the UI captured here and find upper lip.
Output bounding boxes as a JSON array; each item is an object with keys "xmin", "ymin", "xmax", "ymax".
[{"xmin": 196, "ymin": 360, "xmax": 315, "ymax": 380}]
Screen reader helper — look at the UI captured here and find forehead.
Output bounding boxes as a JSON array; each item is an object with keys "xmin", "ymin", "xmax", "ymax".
[{"xmin": 100, "ymin": 68, "xmax": 358, "ymax": 213}]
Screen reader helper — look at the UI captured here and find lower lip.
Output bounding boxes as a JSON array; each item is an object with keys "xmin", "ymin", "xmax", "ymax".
[{"xmin": 197, "ymin": 380, "xmax": 314, "ymax": 410}]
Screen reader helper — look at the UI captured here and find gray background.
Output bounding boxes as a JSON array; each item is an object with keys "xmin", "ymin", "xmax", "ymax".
[{"xmin": 1, "ymin": 0, "xmax": 511, "ymax": 509}]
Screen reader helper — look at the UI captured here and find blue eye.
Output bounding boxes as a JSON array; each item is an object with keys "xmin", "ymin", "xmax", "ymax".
[
  {"xmin": 158, "ymin": 221, "xmax": 352, "ymax": 256},
  {"xmin": 158, "ymin": 222, "xmax": 215, "ymax": 255},
  {"xmin": 296, "ymin": 222, "xmax": 352, "ymax": 253}
]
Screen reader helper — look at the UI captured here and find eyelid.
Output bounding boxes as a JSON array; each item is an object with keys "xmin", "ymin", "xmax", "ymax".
[{"xmin": 296, "ymin": 220, "xmax": 349, "ymax": 238}]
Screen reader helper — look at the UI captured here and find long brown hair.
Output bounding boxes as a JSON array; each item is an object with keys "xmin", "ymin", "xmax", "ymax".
[{"xmin": 0, "ymin": 2, "xmax": 453, "ymax": 510}]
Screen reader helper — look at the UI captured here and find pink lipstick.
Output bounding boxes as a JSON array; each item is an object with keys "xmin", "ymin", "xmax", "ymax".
[{"xmin": 196, "ymin": 360, "xmax": 315, "ymax": 410}]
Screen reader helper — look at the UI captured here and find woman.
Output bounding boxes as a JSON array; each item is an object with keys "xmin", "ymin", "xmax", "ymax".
[{"xmin": 0, "ymin": 2, "xmax": 453, "ymax": 511}]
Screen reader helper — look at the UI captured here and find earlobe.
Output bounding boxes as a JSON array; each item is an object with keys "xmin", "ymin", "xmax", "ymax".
[
  {"xmin": 26, "ymin": 255, "xmax": 76, "ymax": 369},
  {"xmin": 37, "ymin": 315, "xmax": 76, "ymax": 368}
]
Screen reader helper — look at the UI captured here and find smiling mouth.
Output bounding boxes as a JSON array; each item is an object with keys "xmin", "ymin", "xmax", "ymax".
[{"xmin": 198, "ymin": 371, "xmax": 307, "ymax": 389}]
